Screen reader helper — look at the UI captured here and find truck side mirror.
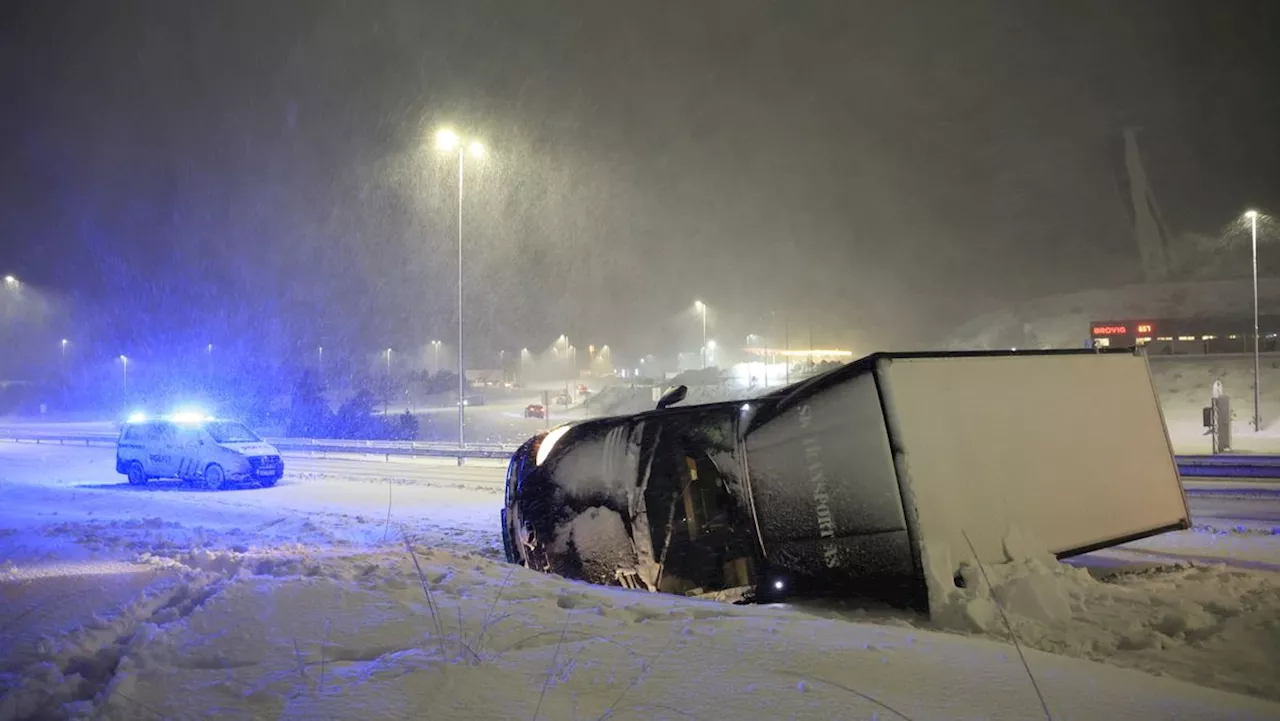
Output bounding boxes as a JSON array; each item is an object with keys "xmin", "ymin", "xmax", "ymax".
[{"xmin": 656, "ymin": 384, "xmax": 688, "ymax": 410}]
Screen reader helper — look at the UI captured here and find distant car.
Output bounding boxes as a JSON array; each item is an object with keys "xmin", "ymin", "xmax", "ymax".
[
  {"xmin": 116, "ymin": 414, "xmax": 283, "ymax": 490},
  {"xmin": 524, "ymin": 403, "xmax": 546, "ymax": 419},
  {"xmin": 458, "ymin": 395, "xmax": 486, "ymax": 407}
]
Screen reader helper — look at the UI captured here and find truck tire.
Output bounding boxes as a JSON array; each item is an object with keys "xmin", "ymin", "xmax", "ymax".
[{"xmin": 501, "ymin": 508, "xmax": 520, "ymax": 565}]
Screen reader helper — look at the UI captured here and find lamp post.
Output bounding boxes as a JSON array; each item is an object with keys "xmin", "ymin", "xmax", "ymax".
[
  {"xmin": 431, "ymin": 340, "xmax": 442, "ymax": 375},
  {"xmin": 694, "ymin": 300, "xmax": 708, "ymax": 368},
  {"xmin": 385, "ymin": 348, "xmax": 393, "ymax": 416},
  {"xmin": 436, "ymin": 127, "xmax": 485, "ymax": 453},
  {"xmin": 1246, "ymin": 210, "xmax": 1261, "ymax": 431},
  {"xmin": 119, "ymin": 355, "xmax": 128, "ymax": 396}
]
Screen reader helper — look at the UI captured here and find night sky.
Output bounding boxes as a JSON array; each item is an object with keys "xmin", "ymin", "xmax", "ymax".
[{"xmin": 2, "ymin": 0, "xmax": 1278, "ymax": 370}]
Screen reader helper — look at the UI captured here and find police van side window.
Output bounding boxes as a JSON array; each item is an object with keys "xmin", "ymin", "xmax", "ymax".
[
  {"xmin": 146, "ymin": 422, "xmax": 174, "ymax": 443},
  {"xmin": 174, "ymin": 425, "xmax": 202, "ymax": 446}
]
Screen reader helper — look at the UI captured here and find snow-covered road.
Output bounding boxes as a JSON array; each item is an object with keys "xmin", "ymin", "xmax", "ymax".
[{"xmin": 4, "ymin": 442, "xmax": 1280, "ymax": 718}]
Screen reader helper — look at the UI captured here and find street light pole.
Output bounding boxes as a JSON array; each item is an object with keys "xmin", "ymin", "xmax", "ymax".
[
  {"xmin": 436, "ymin": 128, "xmax": 485, "ymax": 455},
  {"xmin": 694, "ymin": 300, "xmax": 707, "ymax": 368},
  {"xmin": 1247, "ymin": 210, "xmax": 1261, "ymax": 431},
  {"xmin": 456, "ymin": 144, "xmax": 465, "ymax": 450},
  {"xmin": 120, "ymin": 355, "xmax": 128, "ymax": 396},
  {"xmin": 386, "ymin": 348, "xmax": 393, "ymax": 416}
]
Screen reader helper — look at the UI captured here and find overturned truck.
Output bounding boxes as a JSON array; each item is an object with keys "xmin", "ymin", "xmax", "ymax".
[{"xmin": 501, "ymin": 348, "xmax": 1191, "ymax": 612}]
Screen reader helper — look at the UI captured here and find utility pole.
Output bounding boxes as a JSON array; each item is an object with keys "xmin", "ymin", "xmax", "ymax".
[{"xmin": 784, "ymin": 314, "xmax": 791, "ymax": 386}]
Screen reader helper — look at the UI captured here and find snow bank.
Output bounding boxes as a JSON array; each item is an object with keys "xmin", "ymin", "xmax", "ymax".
[
  {"xmin": 920, "ymin": 529, "xmax": 1280, "ymax": 702},
  {"xmin": 9, "ymin": 547, "xmax": 1276, "ymax": 721}
]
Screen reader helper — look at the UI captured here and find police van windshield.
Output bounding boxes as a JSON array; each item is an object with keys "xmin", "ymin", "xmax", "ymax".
[{"xmin": 205, "ymin": 421, "xmax": 260, "ymax": 444}]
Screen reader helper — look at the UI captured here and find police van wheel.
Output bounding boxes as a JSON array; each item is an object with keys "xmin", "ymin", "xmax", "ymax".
[
  {"xmin": 203, "ymin": 464, "xmax": 226, "ymax": 491},
  {"xmin": 127, "ymin": 461, "xmax": 148, "ymax": 486}
]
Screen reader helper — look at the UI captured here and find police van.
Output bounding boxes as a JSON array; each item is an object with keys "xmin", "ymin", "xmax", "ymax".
[{"xmin": 116, "ymin": 412, "xmax": 284, "ymax": 490}]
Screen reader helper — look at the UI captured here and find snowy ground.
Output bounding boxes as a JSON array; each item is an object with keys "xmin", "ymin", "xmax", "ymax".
[
  {"xmin": 1151, "ymin": 354, "xmax": 1280, "ymax": 454},
  {"xmin": 4, "ymin": 443, "xmax": 1280, "ymax": 719}
]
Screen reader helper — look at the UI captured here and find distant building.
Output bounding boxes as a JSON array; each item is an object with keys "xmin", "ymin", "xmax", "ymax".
[{"xmin": 1090, "ymin": 316, "xmax": 1280, "ymax": 355}]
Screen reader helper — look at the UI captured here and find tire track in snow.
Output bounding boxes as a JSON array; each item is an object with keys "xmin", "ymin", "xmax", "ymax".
[{"xmin": 0, "ymin": 564, "xmax": 230, "ymax": 721}]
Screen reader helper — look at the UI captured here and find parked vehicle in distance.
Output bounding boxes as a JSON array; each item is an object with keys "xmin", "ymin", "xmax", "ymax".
[
  {"xmin": 116, "ymin": 411, "xmax": 284, "ymax": 490},
  {"xmin": 458, "ymin": 395, "xmax": 486, "ymax": 407},
  {"xmin": 524, "ymin": 403, "xmax": 546, "ymax": 419}
]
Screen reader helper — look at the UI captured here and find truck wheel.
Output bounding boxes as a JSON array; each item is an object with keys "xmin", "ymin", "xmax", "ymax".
[
  {"xmin": 127, "ymin": 461, "xmax": 148, "ymax": 486},
  {"xmin": 501, "ymin": 508, "xmax": 520, "ymax": 564},
  {"xmin": 203, "ymin": 463, "xmax": 226, "ymax": 491}
]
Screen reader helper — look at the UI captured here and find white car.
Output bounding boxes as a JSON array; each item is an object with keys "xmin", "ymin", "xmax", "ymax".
[{"xmin": 115, "ymin": 414, "xmax": 284, "ymax": 489}]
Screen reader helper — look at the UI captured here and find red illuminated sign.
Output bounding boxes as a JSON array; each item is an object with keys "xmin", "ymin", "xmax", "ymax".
[{"xmin": 1092, "ymin": 325, "xmax": 1129, "ymax": 336}]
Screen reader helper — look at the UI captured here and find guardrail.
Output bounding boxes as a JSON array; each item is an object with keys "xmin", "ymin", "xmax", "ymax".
[
  {"xmin": 0, "ymin": 432, "xmax": 521, "ymax": 460},
  {"xmin": 9, "ymin": 432, "xmax": 1274, "ymax": 477},
  {"xmin": 1176, "ymin": 454, "xmax": 1280, "ymax": 480}
]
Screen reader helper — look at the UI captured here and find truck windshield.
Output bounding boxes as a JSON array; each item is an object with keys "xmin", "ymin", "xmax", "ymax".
[{"xmin": 205, "ymin": 422, "xmax": 261, "ymax": 444}]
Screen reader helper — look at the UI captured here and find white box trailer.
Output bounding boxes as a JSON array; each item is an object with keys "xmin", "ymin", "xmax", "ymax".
[{"xmin": 743, "ymin": 348, "xmax": 1191, "ymax": 608}]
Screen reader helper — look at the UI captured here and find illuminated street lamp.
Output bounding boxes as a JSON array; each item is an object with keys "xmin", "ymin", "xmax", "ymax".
[
  {"xmin": 1245, "ymin": 210, "xmax": 1262, "ymax": 431},
  {"xmin": 436, "ymin": 126, "xmax": 486, "ymax": 453},
  {"xmin": 431, "ymin": 339, "xmax": 442, "ymax": 375},
  {"xmin": 3, "ymin": 275, "xmax": 17, "ymax": 288},
  {"xmin": 119, "ymin": 355, "xmax": 128, "ymax": 395},
  {"xmin": 61, "ymin": 338, "xmax": 68, "ymax": 356}
]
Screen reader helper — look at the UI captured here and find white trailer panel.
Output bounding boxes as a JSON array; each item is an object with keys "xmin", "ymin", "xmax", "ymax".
[{"xmin": 876, "ymin": 352, "xmax": 1190, "ymax": 567}]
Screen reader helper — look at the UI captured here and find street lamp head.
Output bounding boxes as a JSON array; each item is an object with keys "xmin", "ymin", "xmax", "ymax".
[
  {"xmin": 435, "ymin": 128, "xmax": 460, "ymax": 151},
  {"xmin": 61, "ymin": 338, "xmax": 68, "ymax": 345},
  {"xmin": 468, "ymin": 141, "xmax": 485, "ymax": 158},
  {"xmin": 707, "ymin": 339, "xmax": 717, "ymax": 349},
  {"xmin": 1245, "ymin": 210, "xmax": 1259, "ymax": 220},
  {"xmin": 119, "ymin": 355, "xmax": 127, "ymax": 362},
  {"xmin": 693, "ymin": 300, "xmax": 705, "ymax": 312},
  {"xmin": 3, "ymin": 275, "xmax": 15, "ymax": 285}
]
